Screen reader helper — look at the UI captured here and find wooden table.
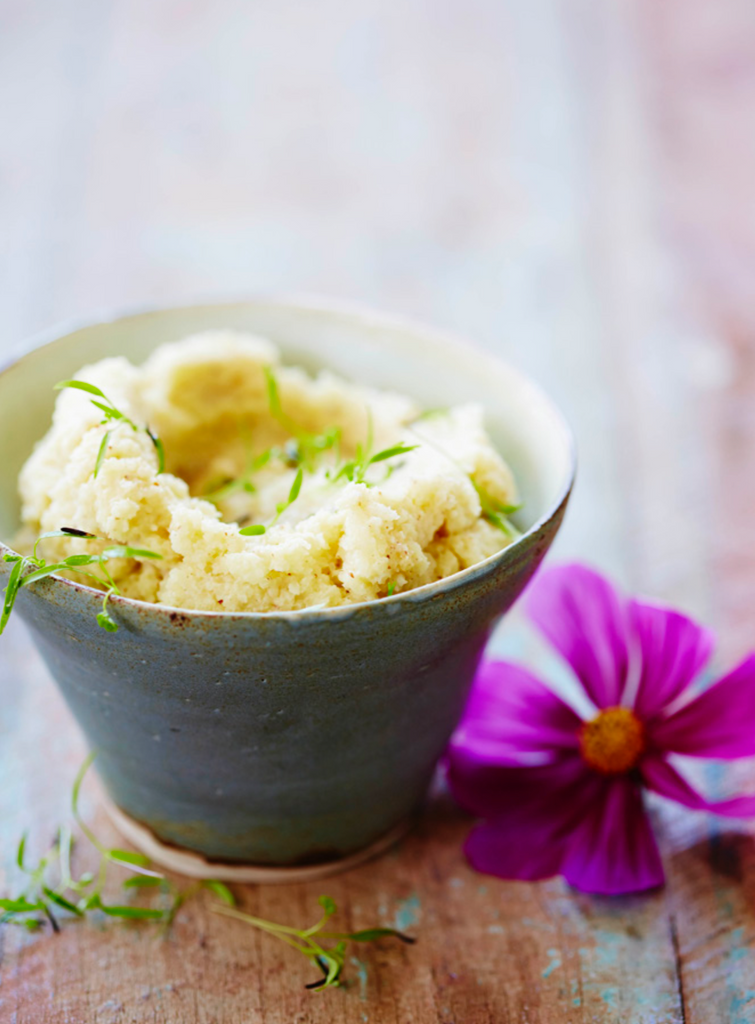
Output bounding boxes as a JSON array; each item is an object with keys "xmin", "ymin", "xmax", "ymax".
[{"xmin": 2, "ymin": 0, "xmax": 755, "ymax": 1019}]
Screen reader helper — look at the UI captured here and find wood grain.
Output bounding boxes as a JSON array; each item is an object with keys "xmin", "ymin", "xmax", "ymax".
[{"xmin": 1, "ymin": 0, "xmax": 755, "ymax": 1020}]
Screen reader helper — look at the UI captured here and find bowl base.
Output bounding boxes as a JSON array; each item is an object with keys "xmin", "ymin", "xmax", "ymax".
[{"xmin": 103, "ymin": 798, "xmax": 413, "ymax": 883}]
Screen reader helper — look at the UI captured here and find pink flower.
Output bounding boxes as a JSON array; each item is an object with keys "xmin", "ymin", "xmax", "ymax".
[{"xmin": 446, "ymin": 564, "xmax": 755, "ymax": 895}]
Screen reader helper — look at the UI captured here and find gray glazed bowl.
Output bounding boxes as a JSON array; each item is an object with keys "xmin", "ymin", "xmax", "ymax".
[{"xmin": 0, "ymin": 298, "xmax": 575, "ymax": 867}]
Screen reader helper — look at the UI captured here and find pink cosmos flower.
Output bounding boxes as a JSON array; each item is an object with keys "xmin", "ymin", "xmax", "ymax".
[{"xmin": 446, "ymin": 564, "xmax": 755, "ymax": 895}]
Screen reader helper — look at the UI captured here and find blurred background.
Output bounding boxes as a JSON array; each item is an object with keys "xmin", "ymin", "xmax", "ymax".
[
  {"xmin": 2, "ymin": 6, "xmax": 755, "ymax": 1018},
  {"xmin": 1, "ymin": 0, "xmax": 754, "ymax": 661}
]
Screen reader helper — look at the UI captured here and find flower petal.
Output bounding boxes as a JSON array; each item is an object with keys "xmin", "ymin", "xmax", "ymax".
[
  {"xmin": 451, "ymin": 758, "xmax": 601, "ymax": 881},
  {"xmin": 561, "ymin": 776, "xmax": 665, "ymax": 894},
  {"xmin": 525, "ymin": 563, "xmax": 629, "ymax": 709},
  {"xmin": 447, "ymin": 752, "xmax": 594, "ymax": 820},
  {"xmin": 465, "ymin": 818, "xmax": 568, "ymax": 882},
  {"xmin": 450, "ymin": 661, "xmax": 582, "ymax": 765},
  {"xmin": 650, "ymin": 655, "xmax": 755, "ymax": 758},
  {"xmin": 642, "ymin": 754, "xmax": 755, "ymax": 817},
  {"xmin": 628, "ymin": 599, "xmax": 715, "ymax": 721}
]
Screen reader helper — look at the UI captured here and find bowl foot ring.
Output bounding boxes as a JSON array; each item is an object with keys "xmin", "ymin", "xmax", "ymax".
[{"xmin": 103, "ymin": 798, "xmax": 413, "ymax": 883}]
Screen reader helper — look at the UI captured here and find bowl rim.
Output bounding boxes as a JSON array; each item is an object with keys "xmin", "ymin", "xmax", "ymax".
[{"xmin": 0, "ymin": 293, "xmax": 577, "ymax": 622}]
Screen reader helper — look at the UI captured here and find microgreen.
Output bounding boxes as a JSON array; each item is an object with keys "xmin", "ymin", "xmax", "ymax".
[
  {"xmin": 94, "ymin": 431, "xmax": 111, "ymax": 477},
  {"xmin": 386, "ymin": 581, "xmax": 397, "ymax": 597},
  {"xmin": 16, "ymin": 833, "xmax": 27, "ymax": 870},
  {"xmin": 55, "ymin": 380, "xmax": 167, "ymax": 478},
  {"xmin": 203, "ymin": 880, "xmax": 235, "ymax": 906},
  {"xmin": 239, "ymin": 465, "xmax": 304, "ymax": 536},
  {"xmin": 1, "ymin": 757, "xmax": 415, "ymax": 992},
  {"xmin": 1, "ymin": 531, "xmax": 162, "ymax": 637},
  {"xmin": 0, "ymin": 753, "xmax": 183, "ymax": 931},
  {"xmin": 100, "ymin": 545, "xmax": 163, "ymax": 561},
  {"xmin": 32, "ymin": 528, "xmax": 98, "ymax": 560},
  {"xmin": 212, "ymin": 893, "xmax": 414, "ymax": 991},
  {"xmin": 202, "ymin": 427, "xmax": 271, "ymax": 504},
  {"xmin": 122, "ymin": 875, "xmax": 163, "ymax": 889},
  {"xmin": 55, "ymin": 380, "xmax": 138, "ymax": 429},
  {"xmin": 97, "ymin": 589, "xmax": 119, "ymax": 632},
  {"xmin": 207, "ymin": 370, "xmax": 415, "ymax": 533},
  {"xmin": 263, "ymin": 366, "xmax": 341, "ymax": 471},
  {"xmin": 276, "ymin": 466, "xmax": 303, "ymax": 519},
  {"xmin": 265, "ymin": 365, "xmax": 297, "ymax": 434},
  {"xmin": 472, "ymin": 480, "xmax": 522, "ymax": 539},
  {"xmin": 369, "ymin": 444, "xmax": 417, "ymax": 465},
  {"xmin": 327, "ymin": 409, "xmax": 419, "ymax": 486},
  {"xmin": 0, "ymin": 896, "xmax": 45, "ymax": 914},
  {"xmin": 146, "ymin": 428, "xmax": 166, "ymax": 475},
  {"xmin": 413, "ymin": 407, "xmax": 449, "ymax": 421},
  {"xmin": 331, "ymin": 442, "xmax": 418, "ymax": 486},
  {"xmin": 202, "ymin": 371, "xmax": 338, "ymax": 513},
  {"xmin": 1, "ymin": 557, "xmax": 24, "ymax": 635}
]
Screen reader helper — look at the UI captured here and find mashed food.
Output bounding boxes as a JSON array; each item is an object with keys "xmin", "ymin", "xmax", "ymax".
[{"xmin": 18, "ymin": 332, "xmax": 519, "ymax": 612}]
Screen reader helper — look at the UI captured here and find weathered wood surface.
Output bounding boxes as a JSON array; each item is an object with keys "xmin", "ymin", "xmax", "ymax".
[{"xmin": 2, "ymin": 0, "xmax": 755, "ymax": 1020}]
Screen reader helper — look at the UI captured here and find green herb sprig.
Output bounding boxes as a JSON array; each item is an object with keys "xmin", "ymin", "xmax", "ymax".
[
  {"xmin": 208, "ymin": 370, "xmax": 416, "ymax": 536},
  {"xmin": 1, "ymin": 753, "xmax": 164, "ymax": 930},
  {"xmin": 203, "ymin": 368, "xmax": 338, "ymax": 514},
  {"xmin": 202, "ymin": 438, "xmax": 272, "ymax": 504},
  {"xmin": 212, "ymin": 897, "xmax": 414, "ymax": 991},
  {"xmin": 55, "ymin": 381, "xmax": 166, "ymax": 477},
  {"xmin": 413, "ymin": 407, "xmax": 449, "ymax": 422},
  {"xmin": 330, "ymin": 413, "xmax": 418, "ymax": 486},
  {"xmin": 472, "ymin": 480, "xmax": 522, "ymax": 539},
  {"xmin": 239, "ymin": 465, "xmax": 304, "ymax": 536},
  {"xmin": 237, "ymin": 422, "xmax": 418, "ymax": 537},
  {"xmin": 238, "ymin": 523, "xmax": 267, "ymax": 537},
  {"xmin": 331, "ymin": 443, "xmax": 419, "ymax": 486},
  {"xmin": 1, "ymin": 530, "xmax": 162, "ymax": 635},
  {"xmin": 1, "ymin": 756, "xmax": 415, "ymax": 991},
  {"xmin": 264, "ymin": 367, "xmax": 341, "ymax": 472}
]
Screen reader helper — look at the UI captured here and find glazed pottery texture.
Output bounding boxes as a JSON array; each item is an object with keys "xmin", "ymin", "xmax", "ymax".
[{"xmin": 0, "ymin": 299, "xmax": 575, "ymax": 865}]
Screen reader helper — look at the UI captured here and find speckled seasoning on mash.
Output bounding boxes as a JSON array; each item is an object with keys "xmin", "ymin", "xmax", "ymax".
[{"xmin": 18, "ymin": 332, "xmax": 519, "ymax": 612}]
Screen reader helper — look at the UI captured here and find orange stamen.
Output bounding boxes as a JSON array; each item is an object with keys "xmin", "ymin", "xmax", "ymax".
[{"xmin": 580, "ymin": 706, "xmax": 645, "ymax": 775}]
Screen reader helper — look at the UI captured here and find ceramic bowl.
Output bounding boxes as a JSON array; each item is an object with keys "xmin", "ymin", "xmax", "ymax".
[{"xmin": 0, "ymin": 298, "xmax": 575, "ymax": 874}]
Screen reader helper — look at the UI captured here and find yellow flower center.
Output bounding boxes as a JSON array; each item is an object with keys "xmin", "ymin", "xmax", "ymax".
[{"xmin": 580, "ymin": 706, "xmax": 645, "ymax": 775}]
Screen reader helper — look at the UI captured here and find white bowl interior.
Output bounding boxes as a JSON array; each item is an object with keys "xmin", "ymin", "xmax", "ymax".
[{"xmin": 0, "ymin": 300, "xmax": 574, "ymax": 545}]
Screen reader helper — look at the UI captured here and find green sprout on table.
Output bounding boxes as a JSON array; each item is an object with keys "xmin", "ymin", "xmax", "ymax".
[
  {"xmin": 1, "ymin": 753, "xmax": 164, "ymax": 930},
  {"xmin": 0, "ymin": 529, "xmax": 162, "ymax": 636},
  {"xmin": 0, "ymin": 755, "xmax": 415, "ymax": 991},
  {"xmin": 213, "ymin": 897, "xmax": 415, "ymax": 991},
  {"xmin": 55, "ymin": 380, "xmax": 166, "ymax": 476}
]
